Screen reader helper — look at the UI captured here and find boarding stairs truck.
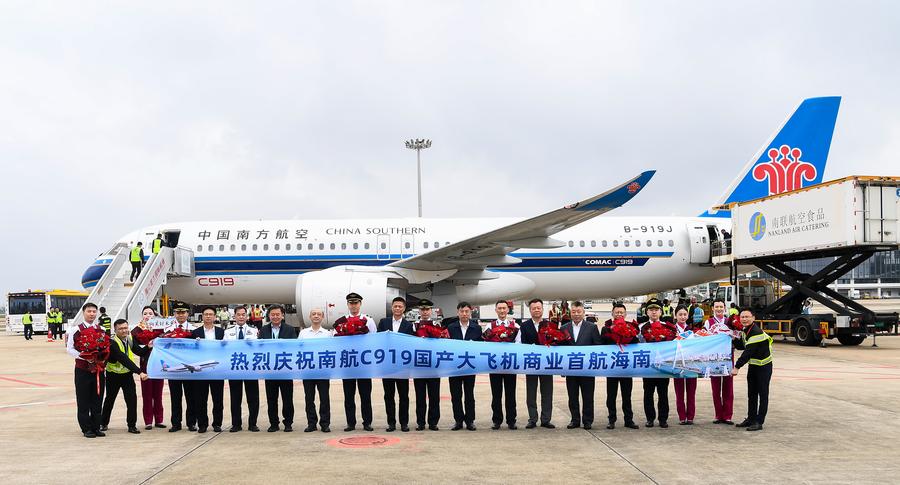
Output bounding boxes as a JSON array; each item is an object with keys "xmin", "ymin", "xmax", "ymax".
[
  {"xmin": 711, "ymin": 176, "xmax": 900, "ymax": 346},
  {"xmin": 68, "ymin": 245, "xmax": 195, "ymax": 330}
]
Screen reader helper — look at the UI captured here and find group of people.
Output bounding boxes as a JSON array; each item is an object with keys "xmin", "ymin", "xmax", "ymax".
[{"xmin": 68, "ymin": 294, "xmax": 773, "ymax": 439}]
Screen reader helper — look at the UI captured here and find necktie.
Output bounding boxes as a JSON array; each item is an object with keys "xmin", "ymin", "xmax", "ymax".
[{"xmin": 238, "ymin": 327, "xmax": 244, "ymax": 340}]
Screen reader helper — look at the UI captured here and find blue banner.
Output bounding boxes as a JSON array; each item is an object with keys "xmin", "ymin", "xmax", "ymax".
[{"xmin": 147, "ymin": 333, "xmax": 733, "ymax": 380}]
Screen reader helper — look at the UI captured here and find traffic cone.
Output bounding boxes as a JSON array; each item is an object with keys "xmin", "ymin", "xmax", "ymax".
[{"xmin": 46, "ymin": 329, "xmax": 55, "ymax": 342}]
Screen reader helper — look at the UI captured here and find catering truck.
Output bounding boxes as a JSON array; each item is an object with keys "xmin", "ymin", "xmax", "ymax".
[{"xmin": 712, "ymin": 176, "xmax": 900, "ymax": 346}]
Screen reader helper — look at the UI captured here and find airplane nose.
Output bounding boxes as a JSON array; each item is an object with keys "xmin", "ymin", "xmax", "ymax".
[{"xmin": 82, "ymin": 256, "xmax": 112, "ymax": 290}]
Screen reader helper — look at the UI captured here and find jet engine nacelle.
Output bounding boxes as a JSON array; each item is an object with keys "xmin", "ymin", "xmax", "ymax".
[{"xmin": 295, "ymin": 266, "xmax": 400, "ymax": 327}]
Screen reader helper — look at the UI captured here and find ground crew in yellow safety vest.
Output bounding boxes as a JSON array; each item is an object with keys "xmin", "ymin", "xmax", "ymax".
[
  {"xmin": 152, "ymin": 234, "xmax": 164, "ymax": 254},
  {"xmin": 22, "ymin": 311, "xmax": 34, "ymax": 340},
  {"xmin": 101, "ymin": 318, "xmax": 150, "ymax": 434},
  {"xmin": 661, "ymin": 299, "xmax": 673, "ymax": 321},
  {"xmin": 732, "ymin": 307, "xmax": 773, "ymax": 432},
  {"xmin": 54, "ymin": 308, "xmax": 65, "ymax": 339},
  {"xmin": 130, "ymin": 242, "xmax": 145, "ymax": 282},
  {"xmin": 98, "ymin": 307, "xmax": 112, "ymax": 334}
]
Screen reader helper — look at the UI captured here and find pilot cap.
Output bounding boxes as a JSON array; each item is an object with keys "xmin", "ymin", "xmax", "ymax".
[{"xmin": 346, "ymin": 292, "xmax": 363, "ymax": 303}]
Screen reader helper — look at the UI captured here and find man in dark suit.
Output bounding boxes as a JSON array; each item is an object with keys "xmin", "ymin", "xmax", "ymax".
[
  {"xmin": 191, "ymin": 306, "xmax": 226, "ymax": 433},
  {"xmin": 447, "ymin": 301, "xmax": 482, "ymax": 431},
  {"xmin": 520, "ymin": 298, "xmax": 556, "ymax": 429},
  {"xmin": 601, "ymin": 301, "xmax": 640, "ymax": 430},
  {"xmin": 561, "ymin": 301, "xmax": 602, "ymax": 430},
  {"xmin": 260, "ymin": 304, "xmax": 297, "ymax": 432},
  {"xmin": 377, "ymin": 296, "xmax": 415, "ymax": 432}
]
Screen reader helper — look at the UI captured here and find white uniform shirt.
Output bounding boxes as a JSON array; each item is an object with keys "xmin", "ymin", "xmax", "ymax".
[
  {"xmin": 202, "ymin": 326, "xmax": 217, "ymax": 339},
  {"xmin": 571, "ymin": 320, "xmax": 583, "ymax": 341},
  {"xmin": 223, "ymin": 324, "xmax": 258, "ymax": 340},
  {"xmin": 66, "ymin": 322, "xmax": 101, "ymax": 360},
  {"xmin": 494, "ymin": 318, "xmax": 522, "ymax": 343},
  {"xmin": 164, "ymin": 320, "xmax": 193, "ymax": 333},
  {"xmin": 392, "ymin": 317, "xmax": 403, "ymax": 333},
  {"xmin": 299, "ymin": 326, "xmax": 334, "ymax": 339},
  {"xmin": 345, "ymin": 313, "xmax": 377, "ymax": 334}
]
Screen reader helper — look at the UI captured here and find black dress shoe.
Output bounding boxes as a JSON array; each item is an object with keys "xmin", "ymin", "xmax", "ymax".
[
  {"xmin": 583, "ymin": 424, "xmax": 592, "ymax": 430},
  {"xmin": 429, "ymin": 425, "xmax": 439, "ymax": 431},
  {"xmin": 386, "ymin": 426, "xmax": 396, "ymax": 432},
  {"xmin": 267, "ymin": 425, "xmax": 279, "ymax": 432},
  {"xmin": 735, "ymin": 419, "xmax": 753, "ymax": 428},
  {"xmin": 155, "ymin": 423, "xmax": 167, "ymax": 429},
  {"xmin": 659, "ymin": 422, "xmax": 669, "ymax": 429},
  {"xmin": 363, "ymin": 425, "xmax": 373, "ymax": 431},
  {"xmin": 401, "ymin": 425, "xmax": 410, "ymax": 432},
  {"xmin": 304, "ymin": 425, "xmax": 317, "ymax": 432},
  {"xmin": 198, "ymin": 427, "xmax": 208, "ymax": 433},
  {"xmin": 94, "ymin": 431, "xmax": 106, "ymax": 437},
  {"xmin": 607, "ymin": 422, "xmax": 616, "ymax": 429},
  {"xmin": 685, "ymin": 420, "xmax": 693, "ymax": 425},
  {"xmin": 229, "ymin": 426, "xmax": 242, "ymax": 433},
  {"xmin": 145, "ymin": 425, "xmax": 153, "ymax": 430},
  {"xmin": 567, "ymin": 422, "xmax": 581, "ymax": 429},
  {"xmin": 645, "ymin": 421, "xmax": 654, "ymax": 428},
  {"xmin": 525, "ymin": 421, "xmax": 537, "ymax": 429},
  {"xmin": 466, "ymin": 424, "xmax": 477, "ymax": 431},
  {"xmin": 169, "ymin": 426, "xmax": 182, "ymax": 433},
  {"xmin": 451, "ymin": 423, "xmax": 463, "ymax": 431},
  {"xmin": 83, "ymin": 431, "xmax": 97, "ymax": 438},
  {"xmin": 100, "ymin": 425, "xmax": 108, "ymax": 432},
  {"xmin": 624, "ymin": 422, "xmax": 639, "ymax": 429},
  {"xmin": 416, "ymin": 425, "xmax": 425, "ymax": 431},
  {"xmin": 491, "ymin": 423, "xmax": 501, "ymax": 430},
  {"xmin": 679, "ymin": 420, "xmax": 687, "ymax": 425},
  {"xmin": 540, "ymin": 423, "xmax": 556, "ymax": 429},
  {"xmin": 321, "ymin": 426, "xmax": 331, "ymax": 433},
  {"xmin": 746, "ymin": 423, "xmax": 763, "ymax": 431},
  {"xmin": 188, "ymin": 426, "xmax": 198, "ymax": 432},
  {"xmin": 723, "ymin": 420, "xmax": 734, "ymax": 425},
  {"xmin": 128, "ymin": 427, "xmax": 140, "ymax": 434},
  {"xmin": 249, "ymin": 425, "xmax": 260, "ymax": 432},
  {"xmin": 344, "ymin": 426, "xmax": 356, "ymax": 432},
  {"xmin": 283, "ymin": 426, "xmax": 293, "ymax": 432},
  {"xmin": 213, "ymin": 426, "xmax": 222, "ymax": 433},
  {"xmin": 507, "ymin": 424, "xmax": 517, "ymax": 430},
  {"xmin": 713, "ymin": 419, "xmax": 723, "ymax": 424}
]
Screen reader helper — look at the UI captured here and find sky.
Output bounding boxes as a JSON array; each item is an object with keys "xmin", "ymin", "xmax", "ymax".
[{"xmin": 1, "ymin": 0, "xmax": 899, "ymax": 301}]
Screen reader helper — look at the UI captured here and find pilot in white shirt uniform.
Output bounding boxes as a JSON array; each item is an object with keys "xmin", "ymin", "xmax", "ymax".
[{"xmin": 223, "ymin": 305, "xmax": 260, "ymax": 432}]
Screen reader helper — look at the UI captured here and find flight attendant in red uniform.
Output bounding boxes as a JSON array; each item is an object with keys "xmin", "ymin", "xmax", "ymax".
[
  {"xmin": 704, "ymin": 299, "xmax": 737, "ymax": 424},
  {"xmin": 672, "ymin": 306, "xmax": 697, "ymax": 425}
]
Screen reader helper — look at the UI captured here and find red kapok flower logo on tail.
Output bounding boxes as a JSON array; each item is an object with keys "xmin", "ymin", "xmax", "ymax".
[
  {"xmin": 627, "ymin": 182, "xmax": 641, "ymax": 194},
  {"xmin": 752, "ymin": 145, "xmax": 817, "ymax": 195}
]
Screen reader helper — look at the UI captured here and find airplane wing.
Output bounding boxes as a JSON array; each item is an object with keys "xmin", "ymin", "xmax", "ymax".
[{"xmin": 389, "ymin": 171, "xmax": 655, "ymax": 272}]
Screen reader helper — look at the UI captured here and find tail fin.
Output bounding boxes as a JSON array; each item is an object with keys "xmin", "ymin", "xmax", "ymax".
[{"xmin": 702, "ymin": 96, "xmax": 841, "ymax": 217}]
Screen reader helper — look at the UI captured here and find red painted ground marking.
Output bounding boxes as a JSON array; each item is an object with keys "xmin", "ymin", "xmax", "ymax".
[
  {"xmin": 440, "ymin": 395, "xmax": 452, "ymax": 401},
  {"xmin": 772, "ymin": 376, "xmax": 834, "ymax": 381},
  {"xmin": 48, "ymin": 400, "xmax": 76, "ymax": 407},
  {"xmin": 861, "ymin": 377, "xmax": 900, "ymax": 380},
  {"xmin": 779, "ymin": 369, "xmax": 900, "ymax": 377},
  {"xmin": 0, "ymin": 376, "xmax": 50, "ymax": 387},
  {"xmin": 326, "ymin": 435, "xmax": 401, "ymax": 449}
]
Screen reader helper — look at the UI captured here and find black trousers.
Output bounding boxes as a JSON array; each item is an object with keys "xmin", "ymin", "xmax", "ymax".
[
  {"xmin": 74, "ymin": 367, "xmax": 105, "ymax": 433},
  {"xmin": 101, "ymin": 372, "xmax": 137, "ymax": 428},
  {"xmin": 195, "ymin": 379, "xmax": 225, "ymax": 428},
  {"xmin": 526, "ymin": 374, "xmax": 554, "ymax": 425},
  {"xmin": 229, "ymin": 379, "xmax": 259, "ymax": 428},
  {"xmin": 449, "ymin": 375, "xmax": 476, "ymax": 425},
  {"xmin": 23, "ymin": 325, "xmax": 33, "ymax": 340},
  {"xmin": 643, "ymin": 378, "xmax": 670, "ymax": 424},
  {"xmin": 342, "ymin": 378, "xmax": 372, "ymax": 427},
  {"xmin": 566, "ymin": 376, "xmax": 595, "ymax": 426},
  {"xmin": 130, "ymin": 261, "xmax": 142, "ymax": 281},
  {"xmin": 56, "ymin": 323, "xmax": 65, "ymax": 339},
  {"xmin": 265, "ymin": 380, "xmax": 294, "ymax": 427},
  {"xmin": 382, "ymin": 378, "xmax": 410, "ymax": 427},
  {"xmin": 169, "ymin": 379, "xmax": 197, "ymax": 427},
  {"xmin": 746, "ymin": 364, "xmax": 772, "ymax": 425},
  {"xmin": 489, "ymin": 374, "xmax": 517, "ymax": 425},
  {"xmin": 606, "ymin": 377, "xmax": 634, "ymax": 424},
  {"xmin": 413, "ymin": 378, "xmax": 441, "ymax": 427},
  {"xmin": 303, "ymin": 379, "xmax": 331, "ymax": 428}
]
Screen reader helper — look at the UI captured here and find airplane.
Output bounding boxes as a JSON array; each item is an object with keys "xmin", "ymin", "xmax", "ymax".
[
  {"xmin": 160, "ymin": 360, "xmax": 219, "ymax": 373},
  {"xmin": 81, "ymin": 97, "xmax": 841, "ymax": 325}
]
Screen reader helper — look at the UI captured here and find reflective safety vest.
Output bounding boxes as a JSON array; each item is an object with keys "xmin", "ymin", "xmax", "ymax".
[
  {"xmin": 662, "ymin": 305, "xmax": 672, "ymax": 317},
  {"xmin": 742, "ymin": 328, "xmax": 774, "ymax": 366},
  {"xmin": 106, "ymin": 335, "xmax": 137, "ymax": 374},
  {"xmin": 23, "ymin": 314, "xmax": 33, "ymax": 325},
  {"xmin": 130, "ymin": 246, "xmax": 142, "ymax": 262},
  {"xmin": 152, "ymin": 238, "xmax": 163, "ymax": 254},
  {"xmin": 99, "ymin": 314, "xmax": 112, "ymax": 332}
]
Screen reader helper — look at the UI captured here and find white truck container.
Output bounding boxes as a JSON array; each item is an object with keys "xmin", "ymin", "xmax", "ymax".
[{"xmin": 731, "ymin": 176, "xmax": 899, "ymax": 260}]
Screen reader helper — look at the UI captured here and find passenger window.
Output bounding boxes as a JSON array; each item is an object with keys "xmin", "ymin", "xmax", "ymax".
[
  {"xmin": 241, "ymin": 244, "xmax": 247, "ymax": 251},
  {"xmin": 424, "ymin": 242, "xmax": 429, "ymax": 249},
  {"xmin": 434, "ymin": 242, "xmax": 440, "ymax": 248},
  {"xmin": 668, "ymin": 240, "xmax": 674, "ymax": 247},
  {"xmin": 330, "ymin": 243, "xmax": 336, "ymax": 250},
  {"xmin": 404, "ymin": 242, "xmax": 411, "ymax": 249},
  {"xmin": 286, "ymin": 244, "xmax": 291, "ymax": 250},
  {"xmin": 590, "ymin": 240, "xmax": 596, "ymax": 247},
  {"xmin": 196, "ymin": 245, "xmax": 202, "ymax": 252},
  {"xmin": 579, "ymin": 240, "xmax": 585, "ymax": 247},
  {"xmin": 341, "ymin": 243, "xmax": 347, "ymax": 250},
  {"xmin": 219, "ymin": 244, "xmax": 225, "ymax": 251},
  {"xmin": 624, "ymin": 240, "xmax": 630, "ymax": 247},
  {"xmin": 380, "ymin": 242, "xmax": 386, "ymax": 249},
  {"xmin": 613, "ymin": 240, "xmax": 619, "ymax": 247},
  {"xmin": 568, "ymin": 241, "xmax": 574, "ymax": 247},
  {"xmin": 230, "ymin": 244, "xmax": 236, "ymax": 251},
  {"xmin": 635, "ymin": 240, "xmax": 641, "ymax": 247},
  {"xmin": 353, "ymin": 243, "xmax": 358, "ymax": 250},
  {"xmin": 319, "ymin": 243, "xmax": 324, "ymax": 250},
  {"xmin": 657, "ymin": 240, "xmax": 663, "ymax": 247},
  {"xmin": 208, "ymin": 245, "xmax": 214, "ymax": 252},
  {"xmin": 263, "ymin": 244, "xmax": 269, "ymax": 251},
  {"xmin": 647, "ymin": 240, "xmax": 652, "ymax": 247},
  {"xmin": 252, "ymin": 244, "xmax": 258, "ymax": 251},
  {"xmin": 602, "ymin": 240, "xmax": 608, "ymax": 247},
  {"xmin": 364, "ymin": 243, "xmax": 370, "ymax": 250}
]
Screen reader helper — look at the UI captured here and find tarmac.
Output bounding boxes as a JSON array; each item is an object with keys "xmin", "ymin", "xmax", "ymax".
[{"xmin": 1, "ymin": 333, "xmax": 899, "ymax": 485}]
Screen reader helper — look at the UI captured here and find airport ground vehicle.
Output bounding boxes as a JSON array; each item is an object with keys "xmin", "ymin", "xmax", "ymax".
[{"xmin": 5, "ymin": 289, "xmax": 89, "ymax": 334}]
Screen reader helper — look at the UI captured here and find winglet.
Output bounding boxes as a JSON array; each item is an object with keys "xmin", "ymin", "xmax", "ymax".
[{"xmin": 573, "ymin": 170, "xmax": 655, "ymax": 212}]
